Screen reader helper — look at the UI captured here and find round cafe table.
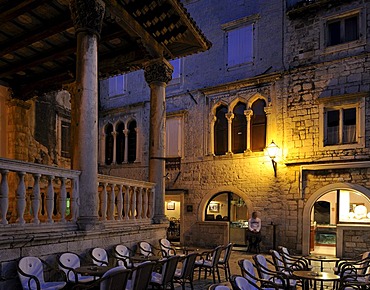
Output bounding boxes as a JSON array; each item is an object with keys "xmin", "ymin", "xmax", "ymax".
[
  {"xmin": 75, "ymin": 265, "xmax": 114, "ymax": 277},
  {"xmin": 305, "ymin": 255, "xmax": 340, "ymax": 271},
  {"xmin": 293, "ymin": 270, "xmax": 339, "ymax": 290}
]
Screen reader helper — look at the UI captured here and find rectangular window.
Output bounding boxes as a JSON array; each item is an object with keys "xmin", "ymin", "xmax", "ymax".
[
  {"xmin": 327, "ymin": 14, "xmax": 359, "ymax": 47},
  {"xmin": 227, "ymin": 24, "xmax": 253, "ymax": 67},
  {"xmin": 168, "ymin": 59, "xmax": 182, "ymax": 86},
  {"xmin": 166, "ymin": 116, "xmax": 183, "ymax": 158},
  {"xmin": 325, "ymin": 108, "xmax": 356, "ymax": 146},
  {"xmin": 108, "ymin": 74, "xmax": 126, "ymax": 97},
  {"xmin": 61, "ymin": 120, "xmax": 71, "ymax": 158}
]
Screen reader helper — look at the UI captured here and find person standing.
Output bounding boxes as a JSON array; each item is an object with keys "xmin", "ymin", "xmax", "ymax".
[{"xmin": 247, "ymin": 211, "xmax": 262, "ymax": 253}]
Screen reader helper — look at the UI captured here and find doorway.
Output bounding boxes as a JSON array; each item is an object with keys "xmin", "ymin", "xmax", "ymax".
[{"xmin": 165, "ymin": 194, "xmax": 181, "ymax": 242}]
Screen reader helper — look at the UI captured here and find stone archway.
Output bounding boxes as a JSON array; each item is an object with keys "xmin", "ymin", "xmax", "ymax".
[{"xmin": 302, "ymin": 182, "xmax": 370, "ymax": 256}]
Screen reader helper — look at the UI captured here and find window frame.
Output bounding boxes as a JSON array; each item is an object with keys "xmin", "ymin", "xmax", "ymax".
[
  {"xmin": 56, "ymin": 115, "xmax": 71, "ymax": 160},
  {"xmin": 166, "ymin": 113, "xmax": 185, "ymax": 158},
  {"xmin": 318, "ymin": 93, "xmax": 365, "ymax": 150},
  {"xmin": 321, "ymin": 8, "xmax": 365, "ymax": 54}
]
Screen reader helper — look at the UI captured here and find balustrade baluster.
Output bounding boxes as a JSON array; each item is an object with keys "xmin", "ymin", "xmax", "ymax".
[
  {"xmin": 100, "ymin": 182, "xmax": 107, "ymax": 220},
  {"xmin": 136, "ymin": 187, "xmax": 143, "ymax": 219},
  {"xmin": 31, "ymin": 173, "xmax": 41, "ymax": 224},
  {"xmin": 108, "ymin": 183, "xmax": 115, "ymax": 220},
  {"xmin": 143, "ymin": 188, "xmax": 149, "ymax": 219},
  {"xmin": 46, "ymin": 175, "xmax": 55, "ymax": 223},
  {"xmin": 16, "ymin": 172, "xmax": 26, "ymax": 225},
  {"xmin": 0, "ymin": 170, "xmax": 9, "ymax": 224},
  {"xmin": 116, "ymin": 184, "xmax": 123, "ymax": 220},
  {"xmin": 124, "ymin": 185, "xmax": 130, "ymax": 220},
  {"xmin": 131, "ymin": 186, "xmax": 137, "ymax": 220},
  {"xmin": 149, "ymin": 188, "xmax": 155, "ymax": 219},
  {"xmin": 59, "ymin": 177, "xmax": 67, "ymax": 223}
]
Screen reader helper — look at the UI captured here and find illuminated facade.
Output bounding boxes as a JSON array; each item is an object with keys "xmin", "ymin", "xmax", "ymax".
[{"xmin": 99, "ymin": 0, "xmax": 370, "ymax": 256}]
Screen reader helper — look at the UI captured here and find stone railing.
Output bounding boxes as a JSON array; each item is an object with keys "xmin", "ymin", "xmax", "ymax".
[
  {"xmin": 0, "ymin": 158, "xmax": 80, "ymax": 225},
  {"xmin": 97, "ymin": 174, "xmax": 155, "ymax": 221},
  {"xmin": 0, "ymin": 158, "xmax": 156, "ymax": 226}
]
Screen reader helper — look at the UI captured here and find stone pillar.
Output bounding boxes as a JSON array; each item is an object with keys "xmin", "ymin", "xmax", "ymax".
[
  {"xmin": 226, "ymin": 112, "xmax": 234, "ymax": 155},
  {"xmin": 245, "ymin": 109, "xmax": 253, "ymax": 152},
  {"xmin": 264, "ymin": 106, "xmax": 272, "ymax": 145},
  {"xmin": 123, "ymin": 128, "xmax": 129, "ymax": 163},
  {"xmin": 112, "ymin": 131, "xmax": 117, "ymax": 164},
  {"xmin": 209, "ymin": 114, "xmax": 216, "ymax": 155},
  {"xmin": 144, "ymin": 59, "xmax": 173, "ymax": 224},
  {"xmin": 69, "ymin": 0, "xmax": 105, "ymax": 230}
]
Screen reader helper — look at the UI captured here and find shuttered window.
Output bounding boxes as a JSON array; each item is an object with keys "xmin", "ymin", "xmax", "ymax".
[
  {"xmin": 227, "ymin": 24, "xmax": 253, "ymax": 67},
  {"xmin": 166, "ymin": 116, "xmax": 183, "ymax": 158}
]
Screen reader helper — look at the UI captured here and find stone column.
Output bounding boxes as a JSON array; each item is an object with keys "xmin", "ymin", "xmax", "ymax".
[
  {"xmin": 144, "ymin": 59, "xmax": 173, "ymax": 224},
  {"xmin": 226, "ymin": 112, "xmax": 234, "ymax": 155},
  {"xmin": 245, "ymin": 109, "xmax": 253, "ymax": 152},
  {"xmin": 69, "ymin": 0, "xmax": 105, "ymax": 230},
  {"xmin": 112, "ymin": 131, "xmax": 117, "ymax": 164}
]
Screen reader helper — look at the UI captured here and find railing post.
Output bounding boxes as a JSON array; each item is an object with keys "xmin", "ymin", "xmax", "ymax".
[
  {"xmin": 124, "ymin": 185, "xmax": 130, "ymax": 220},
  {"xmin": 116, "ymin": 184, "xmax": 123, "ymax": 220},
  {"xmin": 71, "ymin": 178, "xmax": 79, "ymax": 222},
  {"xmin": 0, "ymin": 170, "xmax": 9, "ymax": 225},
  {"xmin": 107, "ymin": 183, "xmax": 115, "ymax": 220},
  {"xmin": 137, "ymin": 187, "xmax": 143, "ymax": 219},
  {"xmin": 131, "ymin": 186, "xmax": 137, "ymax": 220},
  {"xmin": 59, "ymin": 177, "xmax": 67, "ymax": 223},
  {"xmin": 16, "ymin": 171, "xmax": 26, "ymax": 225},
  {"xmin": 31, "ymin": 173, "xmax": 41, "ymax": 224},
  {"xmin": 149, "ymin": 188, "xmax": 155, "ymax": 219},
  {"xmin": 46, "ymin": 175, "xmax": 55, "ymax": 223},
  {"xmin": 100, "ymin": 182, "xmax": 107, "ymax": 221},
  {"xmin": 143, "ymin": 187, "xmax": 149, "ymax": 219}
]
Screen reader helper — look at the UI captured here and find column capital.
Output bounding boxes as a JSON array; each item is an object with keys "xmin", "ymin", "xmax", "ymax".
[
  {"xmin": 144, "ymin": 59, "xmax": 173, "ymax": 85},
  {"xmin": 69, "ymin": 0, "xmax": 105, "ymax": 37}
]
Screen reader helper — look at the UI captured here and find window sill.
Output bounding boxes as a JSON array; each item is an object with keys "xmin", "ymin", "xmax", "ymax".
[{"xmin": 323, "ymin": 39, "xmax": 366, "ymax": 55}]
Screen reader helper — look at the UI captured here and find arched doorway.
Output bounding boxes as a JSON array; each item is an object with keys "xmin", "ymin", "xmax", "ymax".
[{"xmin": 303, "ymin": 183, "xmax": 370, "ymax": 256}]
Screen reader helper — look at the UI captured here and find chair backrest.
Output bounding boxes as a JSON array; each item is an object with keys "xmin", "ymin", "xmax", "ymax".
[
  {"xmin": 158, "ymin": 256, "xmax": 180, "ymax": 286},
  {"xmin": 238, "ymin": 259, "xmax": 259, "ymax": 290},
  {"xmin": 114, "ymin": 245, "xmax": 132, "ymax": 267},
  {"xmin": 128, "ymin": 261, "xmax": 155, "ymax": 290},
  {"xmin": 177, "ymin": 253, "xmax": 198, "ymax": 279},
  {"xmin": 253, "ymin": 254, "xmax": 269, "ymax": 280},
  {"xmin": 270, "ymin": 250, "xmax": 285, "ymax": 272},
  {"xmin": 139, "ymin": 241, "xmax": 153, "ymax": 256},
  {"xmin": 58, "ymin": 252, "xmax": 81, "ymax": 282},
  {"xmin": 211, "ymin": 246, "xmax": 224, "ymax": 266},
  {"xmin": 208, "ymin": 285, "xmax": 232, "ymax": 290},
  {"xmin": 231, "ymin": 275, "xmax": 252, "ymax": 290},
  {"xmin": 220, "ymin": 243, "xmax": 233, "ymax": 264},
  {"xmin": 100, "ymin": 266, "xmax": 130, "ymax": 290},
  {"xmin": 159, "ymin": 238, "xmax": 175, "ymax": 257},
  {"xmin": 92, "ymin": 247, "xmax": 109, "ymax": 266},
  {"xmin": 18, "ymin": 256, "xmax": 45, "ymax": 290}
]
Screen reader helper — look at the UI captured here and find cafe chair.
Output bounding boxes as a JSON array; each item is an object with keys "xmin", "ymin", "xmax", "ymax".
[
  {"xmin": 73, "ymin": 266, "xmax": 130, "ymax": 290},
  {"xmin": 138, "ymin": 241, "xmax": 162, "ymax": 257},
  {"xmin": 337, "ymin": 258, "xmax": 370, "ymax": 290},
  {"xmin": 173, "ymin": 252, "xmax": 198, "ymax": 290},
  {"xmin": 334, "ymin": 251, "xmax": 370, "ymax": 275},
  {"xmin": 125, "ymin": 261, "xmax": 155, "ymax": 290},
  {"xmin": 238, "ymin": 259, "xmax": 281, "ymax": 290},
  {"xmin": 150, "ymin": 255, "xmax": 180, "ymax": 289},
  {"xmin": 253, "ymin": 254, "xmax": 292, "ymax": 289},
  {"xmin": 278, "ymin": 246, "xmax": 311, "ymax": 271},
  {"xmin": 114, "ymin": 245, "xmax": 135, "ymax": 268},
  {"xmin": 91, "ymin": 247, "xmax": 109, "ymax": 266},
  {"xmin": 194, "ymin": 245, "xmax": 223, "ymax": 283},
  {"xmin": 159, "ymin": 238, "xmax": 177, "ymax": 257},
  {"xmin": 17, "ymin": 256, "xmax": 67, "ymax": 290},
  {"xmin": 218, "ymin": 243, "xmax": 234, "ymax": 281},
  {"xmin": 58, "ymin": 252, "xmax": 95, "ymax": 285}
]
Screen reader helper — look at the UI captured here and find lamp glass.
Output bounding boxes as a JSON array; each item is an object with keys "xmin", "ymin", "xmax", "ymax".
[{"xmin": 266, "ymin": 141, "xmax": 278, "ymax": 159}]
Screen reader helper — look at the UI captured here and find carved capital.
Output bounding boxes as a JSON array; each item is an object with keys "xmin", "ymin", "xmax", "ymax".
[
  {"xmin": 144, "ymin": 60, "xmax": 173, "ymax": 85},
  {"xmin": 69, "ymin": 0, "xmax": 105, "ymax": 37}
]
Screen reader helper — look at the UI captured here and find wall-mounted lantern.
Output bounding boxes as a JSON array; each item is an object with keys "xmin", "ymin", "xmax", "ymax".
[{"xmin": 266, "ymin": 140, "xmax": 279, "ymax": 177}]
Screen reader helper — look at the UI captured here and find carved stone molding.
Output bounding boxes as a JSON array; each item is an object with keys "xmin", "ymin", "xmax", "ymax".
[
  {"xmin": 144, "ymin": 61, "xmax": 173, "ymax": 85},
  {"xmin": 69, "ymin": 0, "xmax": 105, "ymax": 37}
]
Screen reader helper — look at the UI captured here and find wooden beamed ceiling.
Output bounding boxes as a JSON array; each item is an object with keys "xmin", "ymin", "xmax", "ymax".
[{"xmin": 0, "ymin": 0, "xmax": 211, "ymax": 100}]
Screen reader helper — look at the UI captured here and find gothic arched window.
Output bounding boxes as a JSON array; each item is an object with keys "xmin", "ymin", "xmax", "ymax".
[
  {"xmin": 127, "ymin": 120, "xmax": 137, "ymax": 163},
  {"xmin": 105, "ymin": 123, "xmax": 114, "ymax": 165},
  {"xmin": 251, "ymin": 99, "xmax": 266, "ymax": 152},
  {"xmin": 116, "ymin": 122, "xmax": 125, "ymax": 164},
  {"xmin": 232, "ymin": 102, "xmax": 247, "ymax": 153},
  {"xmin": 214, "ymin": 105, "xmax": 228, "ymax": 156}
]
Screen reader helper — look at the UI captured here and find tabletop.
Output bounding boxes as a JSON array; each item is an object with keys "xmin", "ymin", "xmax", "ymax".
[
  {"xmin": 75, "ymin": 265, "xmax": 114, "ymax": 277},
  {"xmin": 293, "ymin": 271, "xmax": 339, "ymax": 281},
  {"xmin": 131, "ymin": 255, "xmax": 162, "ymax": 262},
  {"xmin": 305, "ymin": 256, "xmax": 340, "ymax": 263}
]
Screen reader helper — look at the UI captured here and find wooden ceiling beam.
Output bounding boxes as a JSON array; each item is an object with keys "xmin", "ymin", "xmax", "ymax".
[
  {"xmin": 104, "ymin": 1, "xmax": 173, "ymax": 59},
  {"xmin": 0, "ymin": 18, "xmax": 72, "ymax": 57},
  {"xmin": 0, "ymin": 0, "xmax": 50, "ymax": 25}
]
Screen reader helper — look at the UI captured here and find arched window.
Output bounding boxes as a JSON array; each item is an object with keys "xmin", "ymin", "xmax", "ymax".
[
  {"xmin": 116, "ymin": 122, "xmax": 125, "ymax": 164},
  {"xmin": 232, "ymin": 102, "xmax": 247, "ymax": 153},
  {"xmin": 251, "ymin": 99, "xmax": 266, "ymax": 152},
  {"xmin": 205, "ymin": 192, "xmax": 248, "ymax": 223},
  {"xmin": 105, "ymin": 123, "xmax": 113, "ymax": 165},
  {"xmin": 127, "ymin": 120, "xmax": 137, "ymax": 163},
  {"xmin": 214, "ymin": 105, "xmax": 228, "ymax": 156}
]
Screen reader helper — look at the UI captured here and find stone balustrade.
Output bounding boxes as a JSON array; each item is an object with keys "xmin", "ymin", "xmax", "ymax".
[
  {"xmin": 0, "ymin": 158, "xmax": 156, "ymax": 226},
  {"xmin": 97, "ymin": 174, "xmax": 155, "ymax": 221}
]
